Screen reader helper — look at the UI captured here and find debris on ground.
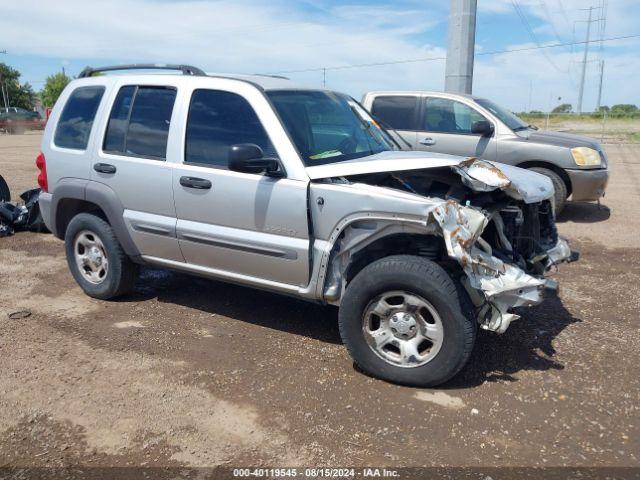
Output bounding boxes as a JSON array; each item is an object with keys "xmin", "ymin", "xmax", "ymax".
[
  {"xmin": 0, "ymin": 186, "xmax": 48, "ymax": 237},
  {"xmin": 7, "ymin": 310, "xmax": 32, "ymax": 320}
]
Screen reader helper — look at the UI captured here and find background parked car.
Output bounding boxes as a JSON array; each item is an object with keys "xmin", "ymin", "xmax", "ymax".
[
  {"xmin": 362, "ymin": 91, "xmax": 610, "ymax": 213},
  {"xmin": 0, "ymin": 107, "xmax": 43, "ymax": 134}
]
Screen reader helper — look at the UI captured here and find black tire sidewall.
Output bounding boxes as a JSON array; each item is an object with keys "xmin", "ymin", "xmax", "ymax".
[
  {"xmin": 530, "ymin": 167, "xmax": 567, "ymax": 213},
  {"xmin": 339, "ymin": 256, "xmax": 474, "ymax": 387},
  {"xmin": 0, "ymin": 175, "xmax": 10, "ymax": 202},
  {"xmin": 64, "ymin": 213, "xmax": 126, "ymax": 299}
]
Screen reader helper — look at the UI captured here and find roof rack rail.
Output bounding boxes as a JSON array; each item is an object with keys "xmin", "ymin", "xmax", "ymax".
[
  {"xmin": 78, "ymin": 63, "xmax": 206, "ymax": 78},
  {"xmin": 250, "ymin": 73, "xmax": 290, "ymax": 80}
]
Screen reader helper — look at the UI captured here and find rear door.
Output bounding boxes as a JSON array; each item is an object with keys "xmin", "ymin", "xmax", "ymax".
[
  {"xmin": 369, "ymin": 95, "xmax": 420, "ymax": 147},
  {"xmin": 415, "ymin": 96, "xmax": 497, "ymax": 160},
  {"xmin": 172, "ymin": 85, "xmax": 310, "ymax": 288},
  {"xmin": 91, "ymin": 81, "xmax": 182, "ymax": 261}
]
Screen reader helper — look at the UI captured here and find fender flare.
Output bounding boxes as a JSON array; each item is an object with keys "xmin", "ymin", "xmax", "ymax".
[
  {"xmin": 314, "ymin": 211, "xmax": 436, "ymax": 301},
  {"xmin": 51, "ymin": 178, "xmax": 140, "ymax": 257}
]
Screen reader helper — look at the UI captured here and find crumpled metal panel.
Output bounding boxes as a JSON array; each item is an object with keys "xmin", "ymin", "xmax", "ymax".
[
  {"xmin": 430, "ymin": 199, "xmax": 547, "ymax": 334},
  {"xmin": 452, "ymin": 157, "xmax": 554, "ymax": 203},
  {"xmin": 315, "ymin": 157, "xmax": 572, "ymax": 333},
  {"xmin": 306, "ymin": 152, "xmax": 554, "ymax": 204}
]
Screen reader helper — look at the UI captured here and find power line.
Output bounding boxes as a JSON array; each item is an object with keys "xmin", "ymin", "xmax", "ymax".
[
  {"xmin": 509, "ymin": 0, "xmax": 565, "ymax": 73},
  {"xmin": 557, "ymin": 0, "xmax": 572, "ymax": 31},
  {"xmin": 267, "ymin": 33, "xmax": 640, "ymax": 75},
  {"xmin": 539, "ymin": 0, "xmax": 564, "ymax": 44}
]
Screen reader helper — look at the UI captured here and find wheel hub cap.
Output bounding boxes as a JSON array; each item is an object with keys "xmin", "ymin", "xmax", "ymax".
[
  {"xmin": 390, "ymin": 312, "xmax": 417, "ymax": 339},
  {"xmin": 73, "ymin": 230, "xmax": 109, "ymax": 285},
  {"xmin": 361, "ymin": 291, "xmax": 444, "ymax": 368},
  {"xmin": 87, "ymin": 247, "xmax": 103, "ymax": 268}
]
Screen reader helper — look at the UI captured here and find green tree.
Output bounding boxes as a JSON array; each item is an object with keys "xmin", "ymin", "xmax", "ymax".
[
  {"xmin": 40, "ymin": 72, "xmax": 71, "ymax": 108},
  {"xmin": 597, "ymin": 105, "xmax": 610, "ymax": 113},
  {"xmin": 610, "ymin": 104, "xmax": 638, "ymax": 115},
  {"xmin": 551, "ymin": 103, "xmax": 572, "ymax": 114},
  {"xmin": 0, "ymin": 63, "xmax": 36, "ymax": 110}
]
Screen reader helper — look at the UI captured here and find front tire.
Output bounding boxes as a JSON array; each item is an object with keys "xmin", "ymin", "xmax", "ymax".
[
  {"xmin": 64, "ymin": 213, "xmax": 138, "ymax": 299},
  {"xmin": 529, "ymin": 167, "xmax": 567, "ymax": 214},
  {"xmin": 338, "ymin": 255, "xmax": 475, "ymax": 387},
  {"xmin": 0, "ymin": 175, "xmax": 10, "ymax": 202}
]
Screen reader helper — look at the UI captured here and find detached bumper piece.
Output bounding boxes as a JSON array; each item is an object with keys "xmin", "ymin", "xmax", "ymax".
[{"xmin": 0, "ymin": 188, "xmax": 48, "ymax": 237}]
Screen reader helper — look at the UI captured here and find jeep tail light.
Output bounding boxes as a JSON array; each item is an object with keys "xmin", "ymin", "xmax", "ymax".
[{"xmin": 36, "ymin": 152, "xmax": 48, "ymax": 193}]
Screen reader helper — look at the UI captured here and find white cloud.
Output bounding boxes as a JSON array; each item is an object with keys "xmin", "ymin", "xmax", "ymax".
[{"xmin": 0, "ymin": 0, "xmax": 638, "ymax": 110}]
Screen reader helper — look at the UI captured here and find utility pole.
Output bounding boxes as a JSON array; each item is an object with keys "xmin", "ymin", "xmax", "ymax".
[
  {"xmin": 1, "ymin": 50, "xmax": 9, "ymax": 108},
  {"xmin": 445, "ymin": 0, "xmax": 477, "ymax": 94},
  {"xmin": 596, "ymin": 59, "xmax": 604, "ymax": 111},
  {"xmin": 577, "ymin": 6, "xmax": 593, "ymax": 114},
  {"xmin": 1, "ymin": 79, "xmax": 8, "ymax": 109}
]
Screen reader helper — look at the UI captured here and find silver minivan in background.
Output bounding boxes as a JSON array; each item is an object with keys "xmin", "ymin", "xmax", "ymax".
[{"xmin": 362, "ymin": 91, "xmax": 610, "ymax": 212}]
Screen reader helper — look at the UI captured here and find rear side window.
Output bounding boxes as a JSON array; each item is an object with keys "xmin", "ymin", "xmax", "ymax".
[
  {"xmin": 103, "ymin": 86, "xmax": 177, "ymax": 159},
  {"xmin": 54, "ymin": 86, "xmax": 105, "ymax": 150},
  {"xmin": 185, "ymin": 89, "xmax": 275, "ymax": 168},
  {"xmin": 370, "ymin": 96, "xmax": 419, "ymax": 131}
]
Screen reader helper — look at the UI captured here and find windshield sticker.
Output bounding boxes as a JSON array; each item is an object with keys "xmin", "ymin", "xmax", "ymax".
[{"xmin": 309, "ymin": 150, "xmax": 343, "ymax": 160}]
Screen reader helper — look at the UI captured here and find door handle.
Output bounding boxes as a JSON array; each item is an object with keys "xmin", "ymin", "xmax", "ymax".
[
  {"xmin": 93, "ymin": 162, "xmax": 116, "ymax": 174},
  {"xmin": 419, "ymin": 137, "xmax": 436, "ymax": 146},
  {"xmin": 180, "ymin": 176, "xmax": 212, "ymax": 190}
]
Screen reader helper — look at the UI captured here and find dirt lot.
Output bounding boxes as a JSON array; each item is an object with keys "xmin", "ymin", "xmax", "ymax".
[{"xmin": 0, "ymin": 132, "xmax": 638, "ymax": 474}]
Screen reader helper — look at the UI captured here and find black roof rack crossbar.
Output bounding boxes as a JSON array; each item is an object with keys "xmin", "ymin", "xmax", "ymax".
[{"xmin": 78, "ymin": 63, "xmax": 206, "ymax": 78}]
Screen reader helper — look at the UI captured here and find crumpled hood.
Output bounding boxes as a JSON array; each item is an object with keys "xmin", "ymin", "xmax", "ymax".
[{"xmin": 306, "ymin": 150, "xmax": 554, "ymax": 204}]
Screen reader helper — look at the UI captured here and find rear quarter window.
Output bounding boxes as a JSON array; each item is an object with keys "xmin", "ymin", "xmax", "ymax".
[
  {"xmin": 54, "ymin": 86, "xmax": 105, "ymax": 150},
  {"xmin": 370, "ymin": 95, "xmax": 419, "ymax": 131}
]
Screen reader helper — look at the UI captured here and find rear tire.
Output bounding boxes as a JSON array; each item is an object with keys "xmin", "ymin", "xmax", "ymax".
[
  {"xmin": 338, "ymin": 255, "xmax": 476, "ymax": 387},
  {"xmin": 529, "ymin": 167, "xmax": 567, "ymax": 214},
  {"xmin": 0, "ymin": 175, "xmax": 10, "ymax": 202},
  {"xmin": 64, "ymin": 213, "xmax": 138, "ymax": 299}
]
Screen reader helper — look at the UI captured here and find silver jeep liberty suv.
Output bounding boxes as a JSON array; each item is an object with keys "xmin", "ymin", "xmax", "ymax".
[{"xmin": 37, "ymin": 64, "xmax": 577, "ymax": 387}]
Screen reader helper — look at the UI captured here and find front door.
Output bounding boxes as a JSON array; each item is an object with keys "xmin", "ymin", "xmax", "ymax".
[
  {"xmin": 415, "ymin": 97, "xmax": 498, "ymax": 160},
  {"xmin": 172, "ymin": 88, "xmax": 310, "ymax": 288}
]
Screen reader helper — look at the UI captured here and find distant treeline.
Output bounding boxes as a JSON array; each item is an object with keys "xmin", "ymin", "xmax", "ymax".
[{"xmin": 519, "ymin": 104, "xmax": 640, "ymax": 119}]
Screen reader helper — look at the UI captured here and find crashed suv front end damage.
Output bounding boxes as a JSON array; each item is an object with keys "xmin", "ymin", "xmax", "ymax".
[
  {"xmin": 432, "ymin": 158, "xmax": 575, "ymax": 333},
  {"xmin": 310, "ymin": 155, "xmax": 577, "ymax": 335}
]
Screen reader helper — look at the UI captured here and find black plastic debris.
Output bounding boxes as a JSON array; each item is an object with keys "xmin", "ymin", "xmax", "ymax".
[
  {"xmin": 8, "ymin": 310, "xmax": 32, "ymax": 320},
  {"xmin": 0, "ymin": 186, "xmax": 49, "ymax": 237}
]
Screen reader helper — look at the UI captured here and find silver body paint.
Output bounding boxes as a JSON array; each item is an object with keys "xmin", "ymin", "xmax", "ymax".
[{"xmin": 40, "ymin": 73, "xmax": 574, "ymax": 335}]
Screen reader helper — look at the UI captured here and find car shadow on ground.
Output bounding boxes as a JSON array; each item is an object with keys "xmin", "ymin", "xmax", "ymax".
[
  {"xmin": 443, "ymin": 292, "xmax": 581, "ymax": 389},
  {"xmin": 125, "ymin": 268, "xmax": 580, "ymax": 388},
  {"xmin": 556, "ymin": 202, "xmax": 611, "ymax": 223},
  {"xmin": 124, "ymin": 268, "xmax": 343, "ymax": 345}
]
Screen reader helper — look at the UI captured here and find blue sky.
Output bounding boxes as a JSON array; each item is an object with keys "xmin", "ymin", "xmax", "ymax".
[{"xmin": 1, "ymin": 0, "xmax": 638, "ymax": 111}]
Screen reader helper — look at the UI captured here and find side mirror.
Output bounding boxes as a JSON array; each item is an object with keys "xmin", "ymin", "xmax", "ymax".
[
  {"xmin": 229, "ymin": 144, "xmax": 284, "ymax": 177},
  {"xmin": 471, "ymin": 120, "xmax": 494, "ymax": 136}
]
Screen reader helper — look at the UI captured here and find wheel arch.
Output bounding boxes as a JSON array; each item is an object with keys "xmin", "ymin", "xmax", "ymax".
[
  {"xmin": 516, "ymin": 160, "xmax": 572, "ymax": 197},
  {"xmin": 52, "ymin": 179, "xmax": 140, "ymax": 257},
  {"xmin": 318, "ymin": 214, "xmax": 447, "ymax": 304}
]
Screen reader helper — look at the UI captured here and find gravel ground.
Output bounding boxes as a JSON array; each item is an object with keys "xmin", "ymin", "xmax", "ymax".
[{"xmin": 0, "ymin": 132, "xmax": 638, "ymax": 474}]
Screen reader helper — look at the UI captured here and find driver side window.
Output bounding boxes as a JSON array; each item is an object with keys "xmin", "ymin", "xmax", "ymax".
[{"xmin": 424, "ymin": 98, "xmax": 485, "ymax": 134}]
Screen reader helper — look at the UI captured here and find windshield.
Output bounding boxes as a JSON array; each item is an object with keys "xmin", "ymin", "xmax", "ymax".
[
  {"xmin": 266, "ymin": 90, "xmax": 396, "ymax": 166},
  {"xmin": 475, "ymin": 98, "xmax": 529, "ymax": 131}
]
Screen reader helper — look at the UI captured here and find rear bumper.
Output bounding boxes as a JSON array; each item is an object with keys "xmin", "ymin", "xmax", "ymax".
[
  {"xmin": 38, "ymin": 192, "xmax": 54, "ymax": 234},
  {"xmin": 566, "ymin": 168, "xmax": 609, "ymax": 202}
]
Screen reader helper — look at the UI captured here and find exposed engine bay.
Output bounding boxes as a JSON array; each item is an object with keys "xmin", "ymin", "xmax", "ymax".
[{"xmin": 316, "ymin": 158, "xmax": 577, "ymax": 334}]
